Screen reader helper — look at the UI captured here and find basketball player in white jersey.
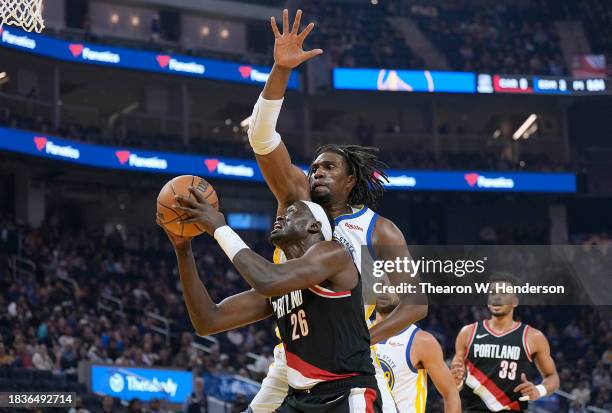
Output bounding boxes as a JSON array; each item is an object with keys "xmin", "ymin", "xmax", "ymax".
[
  {"xmin": 375, "ymin": 292, "xmax": 461, "ymax": 413},
  {"xmin": 244, "ymin": 9, "xmax": 427, "ymax": 413}
]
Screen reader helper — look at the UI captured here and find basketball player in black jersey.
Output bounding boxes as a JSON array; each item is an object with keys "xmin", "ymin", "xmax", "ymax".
[
  {"xmin": 450, "ymin": 274, "xmax": 559, "ymax": 412},
  {"xmin": 159, "ymin": 193, "xmax": 383, "ymax": 413}
]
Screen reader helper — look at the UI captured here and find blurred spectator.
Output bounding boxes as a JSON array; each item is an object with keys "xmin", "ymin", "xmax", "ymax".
[
  {"xmin": 101, "ymin": 396, "xmax": 117, "ymax": 413},
  {"xmin": 149, "ymin": 398, "xmax": 171, "ymax": 413},
  {"xmin": 184, "ymin": 377, "xmax": 209, "ymax": 413},
  {"xmin": 0, "ymin": 342, "xmax": 14, "ymax": 366},
  {"xmin": 31, "ymin": 343, "xmax": 53, "ymax": 370},
  {"xmin": 128, "ymin": 398, "xmax": 144, "ymax": 413},
  {"xmin": 571, "ymin": 379, "xmax": 591, "ymax": 406}
]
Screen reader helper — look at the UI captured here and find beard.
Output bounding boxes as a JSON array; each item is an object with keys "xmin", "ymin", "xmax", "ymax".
[{"xmin": 311, "ymin": 189, "xmax": 333, "ymax": 207}]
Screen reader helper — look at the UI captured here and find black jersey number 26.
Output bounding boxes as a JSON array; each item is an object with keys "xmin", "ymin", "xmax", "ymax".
[{"xmin": 290, "ymin": 309, "xmax": 309, "ymax": 340}]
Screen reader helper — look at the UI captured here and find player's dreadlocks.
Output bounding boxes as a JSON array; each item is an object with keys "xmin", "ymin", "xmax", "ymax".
[{"xmin": 312, "ymin": 144, "xmax": 389, "ymax": 207}]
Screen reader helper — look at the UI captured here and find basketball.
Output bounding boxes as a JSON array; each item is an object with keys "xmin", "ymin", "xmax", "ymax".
[{"xmin": 157, "ymin": 175, "xmax": 218, "ymax": 237}]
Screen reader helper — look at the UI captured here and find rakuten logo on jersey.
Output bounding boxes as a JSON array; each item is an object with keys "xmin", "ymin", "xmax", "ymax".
[
  {"xmin": 204, "ymin": 158, "xmax": 254, "ymax": 177},
  {"xmin": 239, "ymin": 66, "xmax": 270, "ymax": 83},
  {"xmin": 464, "ymin": 173, "xmax": 514, "ymax": 189},
  {"xmin": 69, "ymin": 44, "xmax": 120, "ymax": 64},
  {"xmin": 115, "ymin": 150, "xmax": 168, "ymax": 170},
  {"xmin": 344, "ymin": 223, "xmax": 364, "ymax": 232},
  {"xmin": 156, "ymin": 55, "xmax": 205, "ymax": 75},
  {"xmin": 33, "ymin": 136, "xmax": 80, "ymax": 159},
  {"xmin": 0, "ymin": 28, "xmax": 36, "ymax": 49}
]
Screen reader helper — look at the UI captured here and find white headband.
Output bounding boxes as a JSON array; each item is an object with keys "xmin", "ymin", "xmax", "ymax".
[{"xmin": 300, "ymin": 200, "xmax": 333, "ymax": 241}]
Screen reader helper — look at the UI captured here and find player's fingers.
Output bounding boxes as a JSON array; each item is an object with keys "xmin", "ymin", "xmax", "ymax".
[
  {"xmin": 298, "ymin": 22, "xmax": 315, "ymax": 40},
  {"xmin": 291, "ymin": 9, "xmax": 302, "ymax": 34},
  {"xmin": 171, "ymin": 204, "xmax": 198, "ymax": 215},
  {"xmin": 174, "ymin": 194, "xmax": 198, "ymax": 208},
  {"xmin": 301, "ymin": 49, "xmax": 323, "ymax": 62},
  {"xmin": 282, "ymin": 9, "xmax": 289, "ymax": 34},
  {"xmin": 178, "ymin": 217, "xmax": 199, "ymax": 224},
  {"xmin": 521, "ymin": 373, "xmax": 528, "ymax": 382},
  {"xmin": 270, "ymin": 17, "xmax": 281, "ymax": 38},
  {"xmin": 188, "ymin": 186, "xmax": 205, "ymax": 203},
  {"xmin": 513, "ymin": 383, "xmax": 530, "ymax": 393}
]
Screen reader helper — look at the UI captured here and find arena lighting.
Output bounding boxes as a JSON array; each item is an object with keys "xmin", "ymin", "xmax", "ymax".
[
  {"xmin": 131, "ymin": 16, "xmax": 140, "ymax": 27},
  {"xmin": 110, "ymin": 13, "xmax": 119, "ymax": 24},
  {"xmin": 522, "ymin": 123, "xmax": 538, "ymax": 140},
  {"xmin": 513, "ymin": 114, "xmax": 537, "ymax": 140},
  {"xmin": 220, "ymin": 28, "xmax": 230, "ymax": 39},
  {"xmin": 201, "ymin": 26, "xmax": 210, "ymax": 37},
  {"xmin": 492, "ymin": 129, "xmax": 501, "ymax": 139}
]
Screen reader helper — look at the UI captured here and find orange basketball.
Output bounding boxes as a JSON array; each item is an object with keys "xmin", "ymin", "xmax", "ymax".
[{"xmin": 157, "ymin": 175, "xmax": 219, "ymax": 237}]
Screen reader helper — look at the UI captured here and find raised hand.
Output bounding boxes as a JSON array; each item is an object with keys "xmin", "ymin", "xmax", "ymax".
[{"xmin": 271, "ymin": 9, "xmax": 323, "ymax": 70}]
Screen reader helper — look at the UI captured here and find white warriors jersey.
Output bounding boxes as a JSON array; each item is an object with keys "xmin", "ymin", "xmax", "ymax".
[
  {"xmin": 376, "ymin": 325, "xmax": 428, "ymax": 413},
  {"xmin": 333, "ymin": 205, "xmax": 379, "ymax": 321},
  {"xmin": 274, "ymin": 205, "xmax": 379, "ymax": 321}
]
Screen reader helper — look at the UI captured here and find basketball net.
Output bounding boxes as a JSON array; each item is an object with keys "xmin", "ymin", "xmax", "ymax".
[{"xmin": 0, "ymin": 0, "xmax": 45, "ymax": 33}]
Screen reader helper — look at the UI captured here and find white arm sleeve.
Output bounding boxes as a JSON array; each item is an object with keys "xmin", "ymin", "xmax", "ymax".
[{"xmin": 247, "ymin": 94, "xmax": 283, "ymax": 155}]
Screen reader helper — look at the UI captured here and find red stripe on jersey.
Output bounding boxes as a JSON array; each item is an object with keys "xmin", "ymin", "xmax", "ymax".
[
  {"xmin": 285, "ymin": 348, "xmax": 359, "ymax": 381},
  {"xmin": 465, "ymin": 322, "xmax": 478, "ymax": 361},
  {"xmin": 483, "ymin": 320, "xmax": 521, "ymax": 337},
  {"xmin": 523, "ymin": 325, "xmax": 533, "ymax": 362},
  {"xmin": 309, "ymin": 284, "xmax": 351, "ymax": 298},
  {"xmin": 466, "ymin": 359, "xmax": 521, "ymax": 411},
  {"xmin": 365, "ymin": 388, "xmax": 377, "ymax": 413}
]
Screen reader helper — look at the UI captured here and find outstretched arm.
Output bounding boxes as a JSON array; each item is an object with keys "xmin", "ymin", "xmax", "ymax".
[
  {"xmin": 368, "ymin": 217, "xmax": 428, "ymax": 344},
  {"xmin": 232, "ymin": 241, "xmax": 354, "ymax": 296},
  {"xmin": 412, "ymin": 331, "xmax": 462, "ymax": 413},
  {"xmin": 174, "ymin": 189, "xmax": 354, "ymax": 297},
  {"xmin": 248, "ymin": 9, "xmax": 322, "ymax": 213},
  {"xmin": 158, "ymin": 217, "xmax": 272, "ymax": 336}
]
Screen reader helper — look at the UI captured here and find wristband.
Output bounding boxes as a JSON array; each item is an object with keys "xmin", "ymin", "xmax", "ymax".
[
  {"xmin": 248, "ymin": 94, "xmax": 283, "ymax": 155},
  {"xmin": 214, "ymin": 226, "xmax": 249, "ymax": 261},
  {"xmin": 519, "ymin": 384, "xmax": 547, "ymax": 402}
]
